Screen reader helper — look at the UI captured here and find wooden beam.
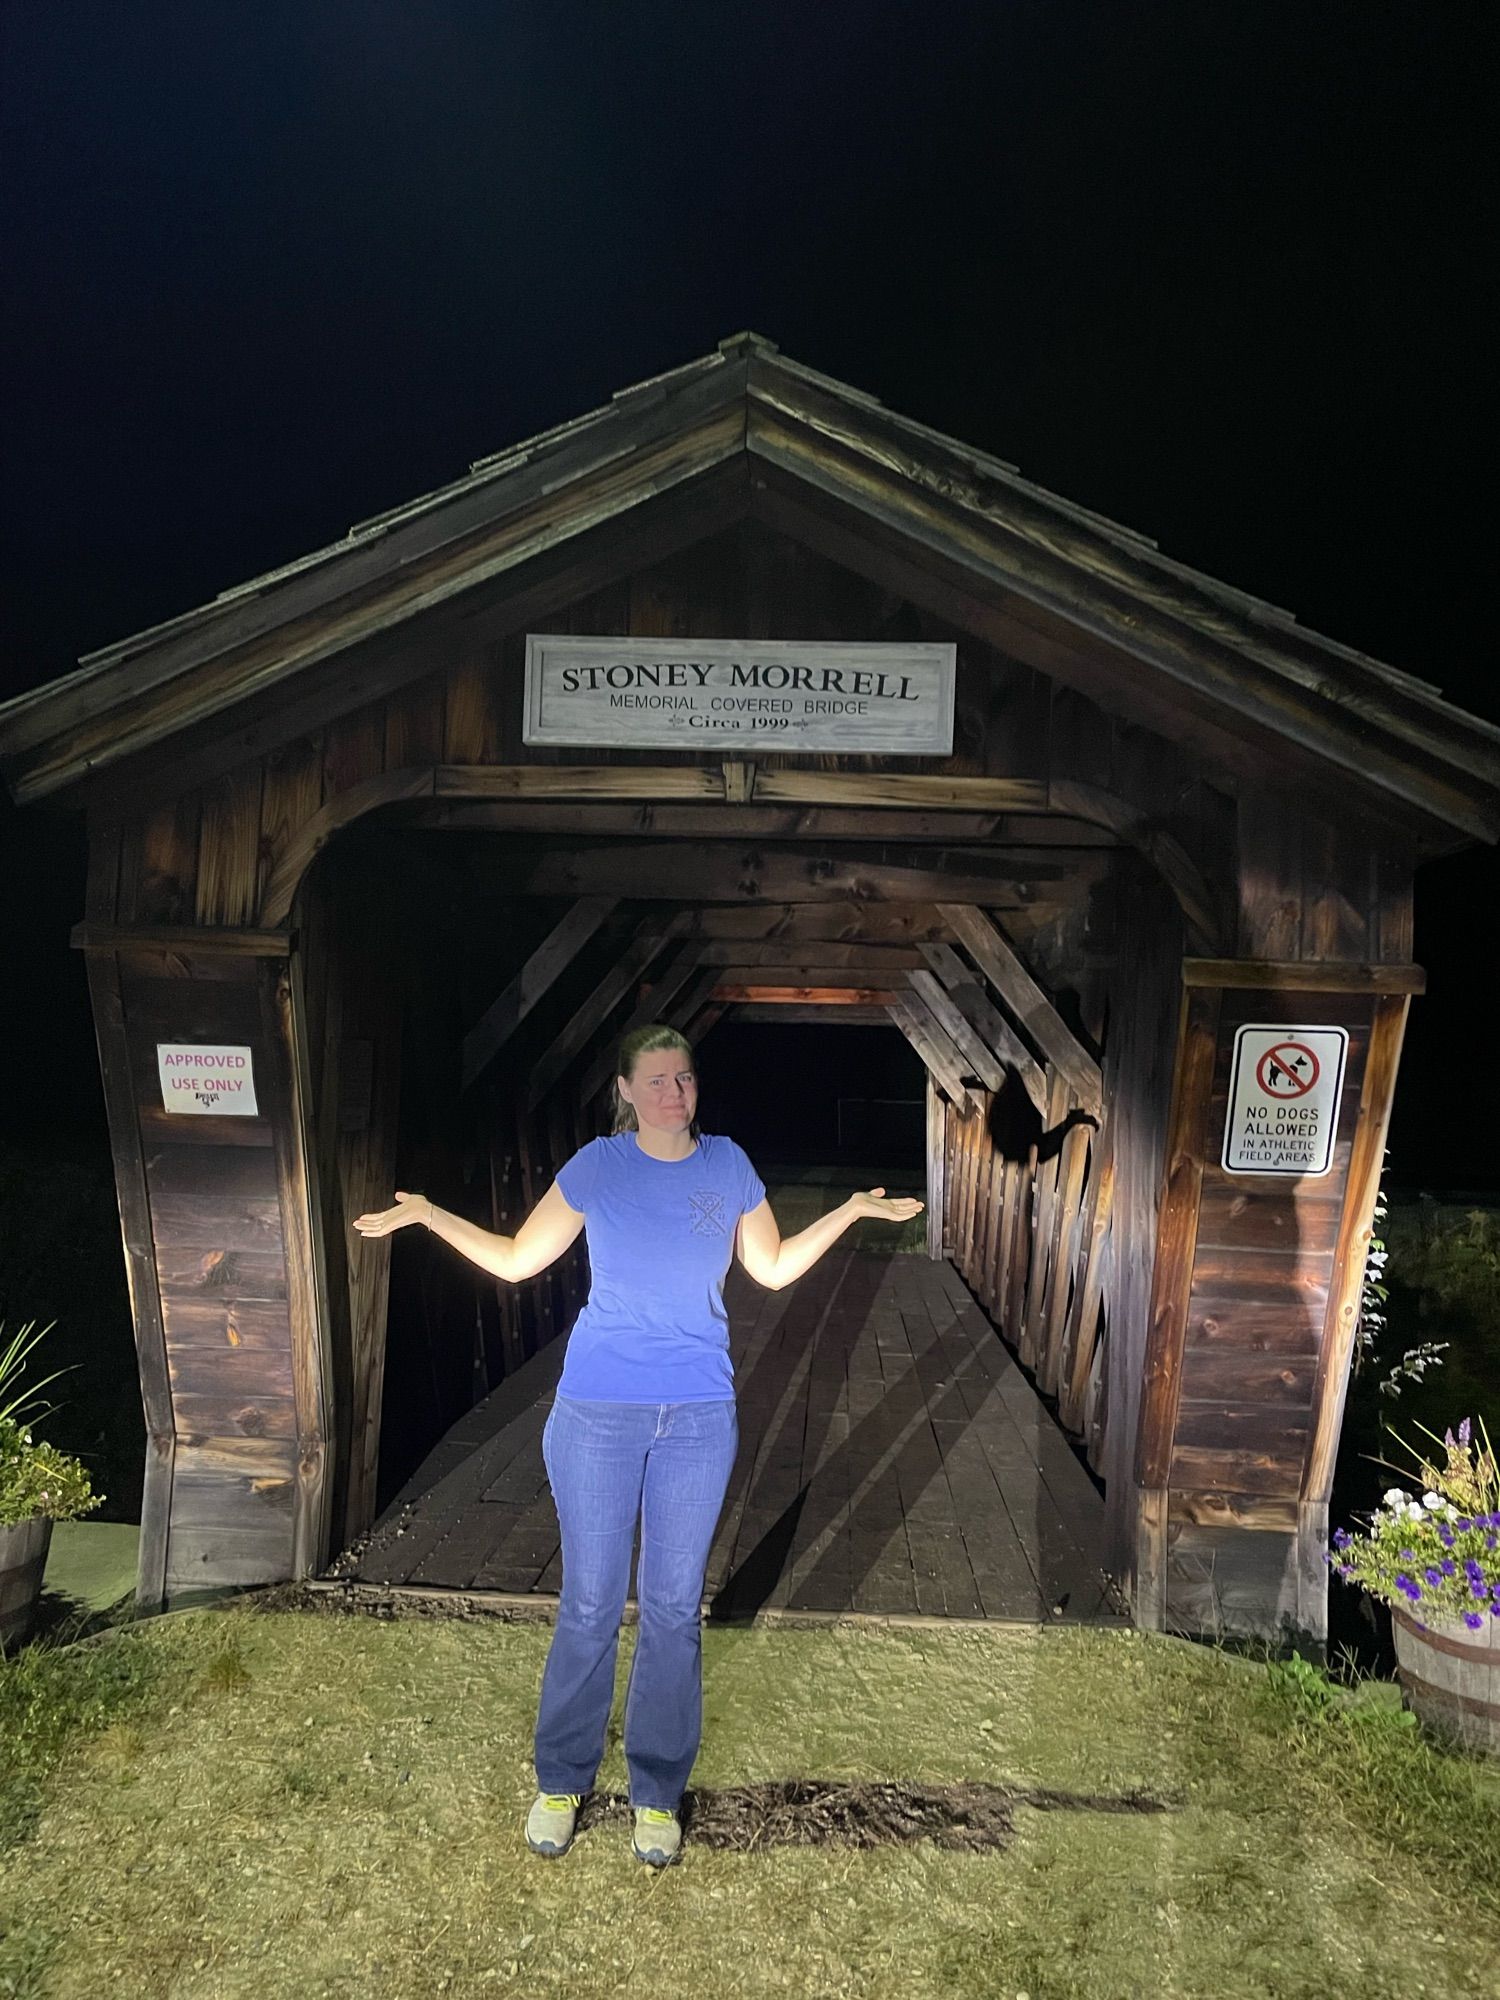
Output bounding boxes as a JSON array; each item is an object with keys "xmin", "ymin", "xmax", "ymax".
[
  {"xmin": 906, "ymin": 968, "xmax": 1006, "ymax": 1092},
  {"xmin": 711, "ymin": 983, "xmax": 898, "ymax": 1005},
  {"xmin": 688, "ymin": 957, "xmax": 921, "ymax": 984},
  {"xmin": 404, "ymin": 799, "xmax": 1114, "ymax": 846},
  {"xmin": 916, "ymin": 940, "xmax": 1047, "ymax": 1114},
  {"xmin": 750, "ymin": 770, "xmax": 1050, "ymax": 812},
  {"xmin": 1302, "ymin": 994, "xmax": 1412, "ymax": 1508},
  {"xmin": 1059, "ymin": 1119, "xmax": 1116, "ymax": 1433},
  {"xmin": 257, "ymin": 957, "xmax": 333, "ymax": 1584},
  {"xmin": 461, "ymin": 896, "xmax": 618, "ymax": 1093},
  {"xmin": 1182, "ymin": 957, "xmax": 1427, "ymax": 994},
  {"xmin": 673, "ymin": 903, "xmax": 954, "ymax": 944},
  {"xmin": 666, "ymin": 967, "xmax": 726, "ymax": 1033},
  {"xmin": 679, "ymin": 939, "xmax": 924, "ymax": 970},
  {"xmin": 886, "ymin": 993, "xmax": 976, "ymax": 1112},
  {"xmin": 471, "ymin": 843, "xmax": 1102, "ymax": 908},
  {"xmin": 745, "ymin": 414, "xmax": 1494, "ymax": 847},
  {"xmin": 435, "ymin": 763, "xmax": 723, "ymax": 801},
  {"xmin": 574, "ymin": 944, "xmax": 710, "ymax": 1104},
  {"xmin": 72, "ymin": 922, "xmax": 295, "ymax": 957},
  {"xmin": 259, "ymin": 767, "xmax": 436, "ymax": 927},
  {"xmin": 682, "ymin": 1000, "xmax": 726, "ymax": 1044},
  {"xmin": 938, "ymin": 903, "xmax": 1103, "ymax": 1114},
  {"xmin": 18, "ymin": 414, "xmax": 751, "ymax": 809},
  {"xmin": 728, "ymin": 1003, "xmax": 891, "ymax": 1025},
  {"xmin": 1133, "ymin": 986, "xmax": 1223, "ymax": 1494},
  {"xmin": 84, "ymin": 949, "xmax": 174, "ymax": 1612},
  {"xmin": 1051, "ymin": 780, "xmax": 1224, "ymax": 953},
  {"xmin": 925, "ymin": 1074, "xmax": 945, "ymax": 1259},
  {"xmin": 523, "ymin": 920, "xmax": 684, "ymax": 1112}
]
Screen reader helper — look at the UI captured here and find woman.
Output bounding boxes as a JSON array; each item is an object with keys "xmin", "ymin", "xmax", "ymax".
[{"xmin": 353, "ymin": 1021, "xmax": 922, "ymax": 1868}]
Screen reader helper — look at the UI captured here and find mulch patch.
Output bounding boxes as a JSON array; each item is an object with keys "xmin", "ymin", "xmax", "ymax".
[{"xmin": 578, "ymin": 1779, "xmax": 1178, "ymax": 1852}]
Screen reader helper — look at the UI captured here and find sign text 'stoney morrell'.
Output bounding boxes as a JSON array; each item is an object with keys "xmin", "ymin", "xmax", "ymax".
[{"xmin": 522, "ymin": 636, "xmax": 956, "ymax": 753}]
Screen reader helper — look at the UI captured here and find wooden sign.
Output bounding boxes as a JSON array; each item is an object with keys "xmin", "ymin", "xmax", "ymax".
[
  {"xmin": 1221, "ymin": 1022, "xmax": 1349, "ymax": 1176},
  {"xmin": 156, "ymin": 1043, "xmax": 259, "ymax": 1116},
  {"xmin": 522, "ymin": 636, "xmax": 956, "ymax": 753}
]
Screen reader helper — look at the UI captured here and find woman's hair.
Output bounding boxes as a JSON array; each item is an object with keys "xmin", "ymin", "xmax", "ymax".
[{"xmin": 610, "ymin": 1023, "xmax": 698, "ymax": 1136}]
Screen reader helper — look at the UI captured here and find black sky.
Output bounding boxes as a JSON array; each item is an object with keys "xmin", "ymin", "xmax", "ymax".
[{"xmin": 2, "ymin": 2, "xmax": 1496, "ymax": 1178}]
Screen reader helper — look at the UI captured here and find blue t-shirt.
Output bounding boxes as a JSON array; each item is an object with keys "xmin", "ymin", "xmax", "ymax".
[{"xmin": 553, "ymin": 1131, "xmax": 767, "ymax": 1402}]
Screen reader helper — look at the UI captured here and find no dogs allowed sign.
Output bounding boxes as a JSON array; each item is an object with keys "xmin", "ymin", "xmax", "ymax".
[{"xmin": 1221, "ymin": 1024, "xmax": 1349, "ymax": 1177}]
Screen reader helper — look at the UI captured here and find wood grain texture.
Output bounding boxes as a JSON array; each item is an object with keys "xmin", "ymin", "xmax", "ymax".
[
  {"xmin": 85, "ymin": 948, "xmax": 174, "ymax": 1611},
  {"xmin": 195, "ymin": 764, "xmax": 264, "ymax": 927},
  {"xmin": 1134, "ymin": 984, "xmax": 1221, "ymax": 1491},
  {"xmin": 461, "ymin": 895, "xmax": 618, "ymax": 1092},
  {"xmin": 937, "ymin": 903, "xmax": 1102, "ymax": 1112},
  {"xmin": 1302, "ymin": 994, "xmax": 1412, "ymax": 1506}
]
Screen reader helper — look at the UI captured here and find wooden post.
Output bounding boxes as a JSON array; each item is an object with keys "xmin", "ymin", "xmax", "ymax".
[
  {"xmin": 82, "ymin": 947, "xmax": 175, "ymax": 1613},
  {"xmin": 1059, "ymin": 1119, "xmax": 1116, "ymax": 1431},
  {"xmin": 1296, "ymin": 992, "xmax": 1412, "ymax": 1631},
  {"xmin": 1133, "ymin": 985, "xmax": 1222, "ymax": 1629},
  {"xmin": 1021, "ymin": 1071, "xmax": 1073, "ymax": 1368},
  {"xmin": 925, "ymin": 1074, "xmax": 945, "ymax": 1260},
  {"xmin": 259, "ymin": 955, "xmax": 335, "ymax": 1582}
]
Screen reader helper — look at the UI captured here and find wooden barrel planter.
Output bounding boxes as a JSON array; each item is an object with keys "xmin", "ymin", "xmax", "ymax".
[
  {"xmin": 0, "ymin": 1515, "xmax": 53, "ymax": 1653},
  {"xmin": 1391, "ymin": 1604, "xmax": 1500, "ymax": 1757}
]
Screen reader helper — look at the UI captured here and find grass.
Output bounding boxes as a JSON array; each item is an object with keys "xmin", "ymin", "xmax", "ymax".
[{"xmin": 2, "ymin": 1603, "xmax": 1497, "ymax": 1999}]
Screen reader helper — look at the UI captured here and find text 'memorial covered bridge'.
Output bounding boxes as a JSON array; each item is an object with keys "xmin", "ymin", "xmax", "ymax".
[{"xmin": 2, "ymin": 334, "xmax": 1496, "ymax": 1643}]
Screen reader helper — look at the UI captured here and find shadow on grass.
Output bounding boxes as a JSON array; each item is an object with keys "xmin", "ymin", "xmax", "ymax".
[{"xmin": 574, "ymin": 1776, "xmax": 1179, "ymax": 1852}]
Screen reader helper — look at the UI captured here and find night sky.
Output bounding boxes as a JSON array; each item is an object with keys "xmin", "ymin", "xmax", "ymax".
[{"xmin": 2, "ymin": 3, "xmax": 1495, "ymax": 1182}]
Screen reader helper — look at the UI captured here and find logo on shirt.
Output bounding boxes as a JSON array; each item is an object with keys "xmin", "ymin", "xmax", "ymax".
[{"xmin": 689, "ymin": 1190, "xmax": 727, "ymax": 1237}]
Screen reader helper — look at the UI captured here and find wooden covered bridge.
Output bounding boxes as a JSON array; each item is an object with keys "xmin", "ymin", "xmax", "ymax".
[{"xmin": 2, "ymin": 334, "xmax": 1496, "ymax": 1642}]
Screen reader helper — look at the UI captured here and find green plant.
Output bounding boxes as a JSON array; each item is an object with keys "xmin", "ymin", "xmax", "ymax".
[
  {"xmin": 0, "ymin": 1320, "xmax": 102, "ymax": 1529},
  {"xmin": 1327, "ymin": 1414, "xmax": 1500, "ymax": 1631},
  {"xmin": 0, "ymin": 1319, "xmax": 72, "ymax": 1430},
  {"xmin": 1352, "ymin": 1163, "xmax": 1450, "ymax": 1399}
]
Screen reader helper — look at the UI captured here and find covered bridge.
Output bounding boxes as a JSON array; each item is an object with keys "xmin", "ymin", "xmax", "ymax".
[{"xmin": 3, "ymin": 333, "xmax": 1496, "ymax": 1642}]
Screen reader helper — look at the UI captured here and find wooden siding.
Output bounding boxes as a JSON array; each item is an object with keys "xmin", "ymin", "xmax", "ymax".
[{"xmin": 70, "ymin": 518, "xmax": 1424, "ymax": 1638}]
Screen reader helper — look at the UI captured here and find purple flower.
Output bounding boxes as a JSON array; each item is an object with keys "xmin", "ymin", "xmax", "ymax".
[
  {"xmin": 1395, "ymin": 1574, "xmax": 1423, "ymax": 1602},
  {"xmin": 1337, "ymin": 1563, "xmax": 1353, "ymax": 1578},
  {"xmin": 1465, "ymin": 1559, "xmax": 1486, "ymax": 1586},
  {"xmin": 1440, "ymin": 1559, "xmax": 1457, "ymax": 1577},
  {"xmin": 1458, "ymin": 1418, "xmax": 1472, "ymax": 1446},
  {"xmin": 1438, "ymin": 1526, "xmax": 1455, "ymax": 1547},
  {"xmin": 1332, "ymin": 1527, "xmax": 1351, "ymax": 1550},
  {"xmin": 1424, "ymin": 1567, "xmax": 1444, "ymax": 1586},
  {"xmin": 1464, "ymin": 1612, "xmax": 1484, "ymax": 1630},
  {"xmin": 1399, "ymin": 1549, "xmax": 1418, "ymax": 1562},
  {"xmin": 1456, "ymin": 1518, "xmax": 1475, "ymax": 1533}
]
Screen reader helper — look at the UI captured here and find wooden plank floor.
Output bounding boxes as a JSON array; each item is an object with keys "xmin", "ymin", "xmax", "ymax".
[{"xmin": 331, "ymin": 1252, "xmax": 1127, "ymax": 1623}]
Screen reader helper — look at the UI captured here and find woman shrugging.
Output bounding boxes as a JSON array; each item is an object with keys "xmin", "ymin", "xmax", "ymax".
[{"xmin": 353, "ymin": 1022, "xmax": 922, "ymax": 1868}]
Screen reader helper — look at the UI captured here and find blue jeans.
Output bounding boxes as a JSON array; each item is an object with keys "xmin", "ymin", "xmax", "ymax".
[{"xmin": 534, "ymin": 1392, "xmax": 739, "ymax": 1810}]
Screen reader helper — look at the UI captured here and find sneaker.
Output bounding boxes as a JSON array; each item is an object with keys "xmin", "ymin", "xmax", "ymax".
[
  {"xmin": 632, "ymin": 1806, "xmax": 682, "ymax": 1867},
  {"xmin": 526, "ymin": 1791, "xmax": 582, "ymax": 1858}
]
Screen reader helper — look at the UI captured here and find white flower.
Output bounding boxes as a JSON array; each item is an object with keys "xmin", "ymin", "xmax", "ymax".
[
  {"xmin": 1422, "ymin": 1492, "xmax": 1446, "ymax": 1510},
  {"xmin": 1383, "ymin": 1488, "xmax": 1408, "ymax": 1507}
]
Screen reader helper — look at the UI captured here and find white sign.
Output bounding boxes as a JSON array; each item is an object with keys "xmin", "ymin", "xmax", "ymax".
[
  {"xmin": 522, "ymin": 635, "xmax": 956, "ymax": 753},
  {"xmin": 1221, "ymin": 1024, "xmax": 1349, "ymax": 1177},
  {"xmin": 157, "ymin": 1044, "xmax": 259, "ymax": 1117}
]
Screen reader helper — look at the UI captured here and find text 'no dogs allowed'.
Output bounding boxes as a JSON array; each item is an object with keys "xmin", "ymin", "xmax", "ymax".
[{"xmin": 1222, "ymin": 1024, "xmax": 1349, "ymax": 1177}]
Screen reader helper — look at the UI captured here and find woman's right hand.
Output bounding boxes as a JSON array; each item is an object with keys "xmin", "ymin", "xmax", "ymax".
[{"xmin": 351, "ymin": 1191, "xmax": 432, "ymax": 1238}]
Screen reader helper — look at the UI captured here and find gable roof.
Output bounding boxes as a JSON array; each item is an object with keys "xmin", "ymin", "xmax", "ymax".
[{"xmin": 2, "ymin": 330, "xmax": 1497, "ymax": 845}]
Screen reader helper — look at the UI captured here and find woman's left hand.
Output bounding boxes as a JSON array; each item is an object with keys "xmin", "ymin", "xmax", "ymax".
[{"xmin": 852, "ymin": 1187, "xmax": 925, "ymax": 1221}]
